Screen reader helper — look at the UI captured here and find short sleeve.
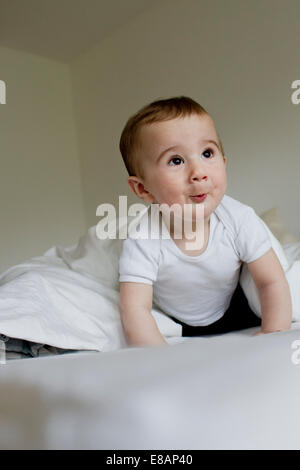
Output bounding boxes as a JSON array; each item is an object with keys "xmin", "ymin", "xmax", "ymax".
[
  {"xmin": 235, "ymin": 207, "xmax": 272, "ymax": 263},
  {"xmin": 119, "ymin": 237, "xmax": 160, "ymax": 285}
]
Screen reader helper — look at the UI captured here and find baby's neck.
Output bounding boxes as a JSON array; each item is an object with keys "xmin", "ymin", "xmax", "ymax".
[
  {"xmin": 169, "ymin": 217, "xmax": 210, "ymax": 257},
  {"xmin": 168, "ymin": 216, "xmax": 210, "ymax": 241}
]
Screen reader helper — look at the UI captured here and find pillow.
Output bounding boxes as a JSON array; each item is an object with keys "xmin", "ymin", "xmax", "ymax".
[{"xmin": 260, "ymin": 207, "xmax": 299, "ymax": 245}]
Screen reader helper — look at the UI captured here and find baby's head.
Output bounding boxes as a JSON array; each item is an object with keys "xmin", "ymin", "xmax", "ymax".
[{"xmin": 119, "ymin": 96, "xmax": 227, "ymax": 221}]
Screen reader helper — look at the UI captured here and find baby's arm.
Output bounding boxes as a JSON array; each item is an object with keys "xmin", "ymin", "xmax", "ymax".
[
  {"xmin": 120, "ymin": 282, "xmax": 168, "ymax": 347},
  {"xmin": 247, "ymin": 248, "xmax": 292, "ymax": 334}
]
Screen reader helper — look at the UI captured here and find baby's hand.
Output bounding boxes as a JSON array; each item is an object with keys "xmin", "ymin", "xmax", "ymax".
[
  {"xmin": 253, "ymin": 330, "xmax": 265, "ymax": 336},
  {"xmin": 253, "ymin": 328, "xmax": 286, "ymax": 336}
]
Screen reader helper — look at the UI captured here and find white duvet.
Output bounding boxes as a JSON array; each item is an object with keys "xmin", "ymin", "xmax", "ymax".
[
  {"xmin": 1, "ymin": 221, "xmax": 300, "ymax": 450},
  {"xmin": 0, "ymin": 217, "xmax": 300, "ymax": 353},
  {"xmin": 0, "ymin": 223, "xmax": 182, "ymax": 353},
  {"xmin": 1, "ymin": 325, "xmax": 300, "ymax": 450}
]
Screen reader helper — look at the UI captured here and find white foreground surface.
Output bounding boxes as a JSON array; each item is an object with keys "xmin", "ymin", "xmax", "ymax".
[{"xmin": 0, "ymin": 324, "xmax": 300, "ymax": 450}]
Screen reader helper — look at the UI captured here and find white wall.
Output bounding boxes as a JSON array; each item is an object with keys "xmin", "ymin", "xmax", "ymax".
[
  {"xmin": 70, "ymin": 0, "xmax": 300, "ymax": 236},
  {"xmin": 0, "ymin": 46, "xmax": 86, "ymax": 273}
]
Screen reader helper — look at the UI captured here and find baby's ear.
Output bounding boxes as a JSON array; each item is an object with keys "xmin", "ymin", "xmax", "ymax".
[{"xmin": 127, "ymin": 176, "xmax": 155, "ymax": 203}]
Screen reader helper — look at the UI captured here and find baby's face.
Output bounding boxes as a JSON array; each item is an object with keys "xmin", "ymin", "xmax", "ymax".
[{"xmin": 130, "ymin": 113, "xmax": 227, "ymax": 223}]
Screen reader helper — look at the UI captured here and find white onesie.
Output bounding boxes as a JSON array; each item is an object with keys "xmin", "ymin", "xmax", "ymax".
[{"xmin": 119, "ymin": 194, "xmax": 272, "ymax": 326}]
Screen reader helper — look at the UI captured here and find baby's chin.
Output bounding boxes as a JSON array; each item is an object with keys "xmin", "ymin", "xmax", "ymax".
[{"xmin": 189, "ymin": 196, "xmax": 223, "ymax": 221}]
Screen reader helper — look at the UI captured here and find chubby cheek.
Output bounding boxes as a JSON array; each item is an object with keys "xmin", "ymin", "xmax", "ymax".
[
  {"xmin": 160, "ymin": 190, "xmax": 181, "ymax": 206},
  {"xmin": 211, "ymin": 168, "xmax": 227, "ymax": 195},
  {"xmin": 157, "ymin": 177, "xmax": 181, "ymax": 201}
]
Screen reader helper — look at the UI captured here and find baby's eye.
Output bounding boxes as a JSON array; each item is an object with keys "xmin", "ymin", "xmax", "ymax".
[
  {"xmin": 201, "ymin": 148, "xmax": 214, "ymax": 159},
  {"xmin": 168, "ymin": 156, "xmax": 184, "ymax": 166}
]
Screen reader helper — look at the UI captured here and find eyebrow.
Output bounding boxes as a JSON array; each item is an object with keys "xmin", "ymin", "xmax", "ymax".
[{"xmin": 157, "ymin": 139, "xmax": 220, "ymax": 161}]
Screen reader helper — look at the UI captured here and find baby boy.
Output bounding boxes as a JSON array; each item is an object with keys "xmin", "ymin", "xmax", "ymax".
[{"xmin": 118, "ymin": 96, "xmax": 292, "ymax": 346}]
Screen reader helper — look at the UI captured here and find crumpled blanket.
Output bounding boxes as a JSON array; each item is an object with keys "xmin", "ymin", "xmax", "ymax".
[
  {"xmin": 0, "ymin": 333, "xmax": 77, "ymax": 360},
  {"xmin": 0, "ymin": 218, "xmax": 182, "ymax": 359}
]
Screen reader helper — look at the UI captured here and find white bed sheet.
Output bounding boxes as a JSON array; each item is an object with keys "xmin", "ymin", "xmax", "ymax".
[
  {"xmin": 1, "ymin": 221, "xmax": 300, "ymax": 449},
  {"xmin": 1, "ymin": 323, "xmax": 300, "ymax": 450}
]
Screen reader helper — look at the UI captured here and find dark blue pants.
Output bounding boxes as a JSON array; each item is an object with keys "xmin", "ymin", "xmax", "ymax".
[{"xmin": 170, "ymin": 283, "xmax": 261, "ymax": 336}]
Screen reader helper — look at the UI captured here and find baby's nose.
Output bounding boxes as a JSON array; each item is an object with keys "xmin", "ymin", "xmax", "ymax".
[
  {"xmin": 189, "ymin": 162, "xmax": 208, "ymax": 182},
  {"xmin": 191, "ymin": 174, "xmax": 208, "ymax": 181}
]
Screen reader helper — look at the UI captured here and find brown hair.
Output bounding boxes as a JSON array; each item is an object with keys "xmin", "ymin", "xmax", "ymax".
[{"xmin": 119, "ymin": 96, "xmax": 224, "ymax": 178}]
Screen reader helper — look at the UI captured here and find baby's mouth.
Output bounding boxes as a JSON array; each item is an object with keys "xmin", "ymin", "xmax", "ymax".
[{"xmin": 190, "ymin": 194, "xmax": 207, "ymax": 202}]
